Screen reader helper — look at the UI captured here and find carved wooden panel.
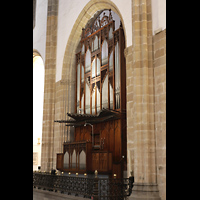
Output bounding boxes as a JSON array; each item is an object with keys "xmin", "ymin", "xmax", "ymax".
[
  {"xmin": 57, "ymin": 142, "xmax": 93, "ymax": 173},
  {"xmin": 81, "ymin": 9, "xmax": 113, "ymax": 39},
  {"xmin": 92, "ymin": 153, "xmax": 99, "ymax": 171},
  {"xmin": 114, "ymin": 119, "xmax": 121, "ymax": 162},
  {"xmin": 99, "ymin": 153, "xmax": 108, "ymax": 171},
  {"xmin": 91, "ymin": 152, "xmax": 112, "ymax": 172}
]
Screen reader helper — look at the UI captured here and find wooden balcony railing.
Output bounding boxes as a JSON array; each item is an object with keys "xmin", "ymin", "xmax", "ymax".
[
  {"xmin": 57, "ymin": 141, "xmax": 92, "ymax": 173},
  {"xmin": 56, "ymin": 141, "xmax": 112, "ymax": 174}
]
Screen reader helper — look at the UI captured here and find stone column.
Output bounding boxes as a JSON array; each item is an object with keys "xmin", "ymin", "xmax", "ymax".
[
  {"xmin": 153, "ymin": 29, "xmax": 166, "ymax": 200},
  {"xmin": 53, "ymin": 79, "xmax": 67, "ymax": 169},
  {"xmin": 126, "ymin": 0, "xmax": 161, "ymax": 199},
  {"xmin": 41, "ymin": 0, "xmax": 58, "ymax": 172}
]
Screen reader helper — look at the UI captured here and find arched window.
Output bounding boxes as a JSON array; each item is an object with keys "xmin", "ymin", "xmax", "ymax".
[
  {"xmin": 33, "ymin": 52, "xmax": 44, "ymax": 171},
  {"xmin": 76, "ymin": 9, "xmax": 125, "ymax": 114}
]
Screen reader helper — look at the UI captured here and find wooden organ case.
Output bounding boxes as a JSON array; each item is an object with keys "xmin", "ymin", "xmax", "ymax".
[{"xmin": 56, "ymin": 10, "xmax": 126, "ymax": 179}]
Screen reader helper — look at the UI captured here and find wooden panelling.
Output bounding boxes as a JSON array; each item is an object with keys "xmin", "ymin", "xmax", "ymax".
[
  {"xmin": 113, "ymin": 164, "xmax": 121, "ymax": 179},
  {"xmin": 75, "ymin": 126, "xmax": 92, "ymax": 142},
  {"xmin": 108, "ymin": 120, "xmax": 115, "ymax": 152},
  {"xmin": 57, "ymin": 142, "xmax": 92, "ymax": 173},
  {"xmin": 86, "ymin": 142, "xmax": 92, "ymax": 171},
  {"xmin": 114, "ymin": 119, "xmax": 122, "ymax": 162},
  {"xmin": 57, "ymin": 118, "xmax": 125, "ymax": 175},
  {"xmin": 99, "ymin": 153, "xmax": 107, "ymax": 171},
  {"xmin": 92, "ymin": 153, "xmax": 99, "ymax": 171},
  {"xmin": 56, "ymin": 153, "xmax": 63, "ymax": 170},
  {"xmin": 91, "ymin": 152, "xmax": 112, "ymax": 172},
  {"xmin": 69, "ymin": 118, "xmax": 125, "ymax": 175}
]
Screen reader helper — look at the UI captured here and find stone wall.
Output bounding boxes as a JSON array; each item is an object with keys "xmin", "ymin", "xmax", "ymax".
[
  {"xmin": 126, "ymin": 1, "xmax": 162, "ymax": 199},
  {"xmin": 153, "ymin": 29, "xmax": 166, "ymax": 200}
]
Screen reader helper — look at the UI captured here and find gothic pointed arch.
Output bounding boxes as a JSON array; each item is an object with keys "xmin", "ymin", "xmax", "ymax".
[
  {"xmin": 33, "ymin": 49, "xmax": 42, "ymax": 59},
  {"xmin": 56, "ymin": 2, "xmax": 127, "ymax": 179},
  {"xmin": 61, "ymin": 0, "xmax": 127, "ymax": 83}
]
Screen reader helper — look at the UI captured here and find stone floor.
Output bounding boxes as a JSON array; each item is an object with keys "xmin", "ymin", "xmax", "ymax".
[{"xmin": 33, "ymin": 188, "xmax": 88, "ymax": 200}]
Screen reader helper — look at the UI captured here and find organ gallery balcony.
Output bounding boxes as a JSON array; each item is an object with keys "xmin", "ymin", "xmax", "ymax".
[
  {"xmin": 56, "ymin": 141, "xmax": 112, "ymax": 174},
  {"xmin": 55, "ymin": 109, "xmax": 125, "ymax": 177}
]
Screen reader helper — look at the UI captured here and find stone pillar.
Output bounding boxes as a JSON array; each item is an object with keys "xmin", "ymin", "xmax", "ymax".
[
  {"xmin": 53, "ymin": 79, "xmax": 67, "ymax": 170},
  {"xmin": 41, "ymin": 0, "xmax": 58, "ymax": 172},
  {"xmin": 153, "ymin": 29, "xmax": 166, "ymax": 200},
  {"xmin": 126, "ymin": 0, "xmax": 161, "ymax": 199}
]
